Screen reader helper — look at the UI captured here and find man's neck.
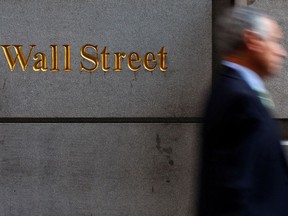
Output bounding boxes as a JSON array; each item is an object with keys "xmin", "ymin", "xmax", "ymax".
[{"xmin": 223, "ymin": 54, "xmax": 264, "ymax": 79}]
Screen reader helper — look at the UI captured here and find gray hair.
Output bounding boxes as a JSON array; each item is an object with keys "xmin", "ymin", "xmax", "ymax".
[{"xmin": 216, "ymin": 6, "xmax": 272, "ymax": 56}]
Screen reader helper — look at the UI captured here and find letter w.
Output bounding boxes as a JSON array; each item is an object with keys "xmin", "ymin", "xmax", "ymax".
[{"xmin": 1, "ymin": 45, "xmax": 35, "ymax": 71}]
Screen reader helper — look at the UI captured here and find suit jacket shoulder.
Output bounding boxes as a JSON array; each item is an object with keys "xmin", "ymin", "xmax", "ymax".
[{"xmin": 198, "ymin": 65, "xmax": 288, "ymax": 216}]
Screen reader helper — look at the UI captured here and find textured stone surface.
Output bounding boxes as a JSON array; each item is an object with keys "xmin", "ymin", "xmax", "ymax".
[
  {"xmin": 251, "ymin": 0, "xmax": 288, "ymax": 118},
  {"xmin": 0, "ymin": 123, "xmax": 200, "ymax": 216},
  {"xmin": 0, "ymin": 0, "xmax": 211, "ymax": 118}
]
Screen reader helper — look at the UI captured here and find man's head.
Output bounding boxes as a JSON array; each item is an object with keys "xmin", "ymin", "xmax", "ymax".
[{"xmin": 217, "ymin": 7, "xmax": 286, "ymax": 78}]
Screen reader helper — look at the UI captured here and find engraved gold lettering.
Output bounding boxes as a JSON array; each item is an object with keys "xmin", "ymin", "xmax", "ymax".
[
  {"xmin": 33, "ymin": 52, "xmax": 48, "ymax": 71},
  {"xmin": 50, "ymin": 45, "xmax": 59, "ymax": 72},
  {"xmin": 101, "ymin": 47, "xmax": 110, "ymax": 72},
  {"xmin": 64, "ymin": 45, "xmax": 71, "ymax": 72},
  {"xmin": 1, "ymin": 45, "xmax": 35, "ymax": 71},
  {"xmin": 128, "ymin": 52, "xmax": 141, "ymax": 72},
  {"xmin": 80, "ymin": 44, "xmax": 99, "ymax": 72},
  {"xmin": 143, "ymin": 52, "xmax": 156, "ymax": 71},
  {"xmin": 158, "ymin": 47, "xmax": 168, "ymax": 71},
  {"xmin": 113, "ymin": 52, "xmax": 126, "ymax": 72}
]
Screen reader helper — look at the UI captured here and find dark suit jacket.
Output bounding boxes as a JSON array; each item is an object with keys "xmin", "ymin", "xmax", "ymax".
[{"xmin": 198, "ymin": 65, "xmax": 288, "ymax": 216}]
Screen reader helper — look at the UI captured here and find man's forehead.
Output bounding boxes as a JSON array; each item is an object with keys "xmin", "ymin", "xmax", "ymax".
[{"xmin": 263, "ymin": 17, "xmax": 284, "ymax": 38}]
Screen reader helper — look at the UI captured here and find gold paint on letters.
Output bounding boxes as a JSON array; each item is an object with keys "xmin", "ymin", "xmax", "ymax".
[
  {"xmin": 158, "ymin": 47, "xmax": 168, "ymax": 71},
  {"xmin": 33, "ymin": 52, "xmax": 48, "ymax": 71},
  {"xmin": 128, "ymin": 52, "xmax": 141, "ymax": 72},
  {"xmin": 113, "ymin": 52, "xmax": 126, "ymax": 72},
  {"xmin": 0, "ymin": 44, "xmax": 168, "ymax": 73},
  {"xmin": 1, "ymin": 45, "xmax": 36, "ymax": 71},
  {"xmin": 50, "ymin": 45, "xmax": 59, "ymax": 72},
  {"xmin": 101, "ymin": 47, "xmax": 110, "ymax": 72},
  {"xmin": 143, "ymin": 52, "xmax": 157, "ymax": 71},
  {"xmin": 80, "ymin": 44, "xmax": 99, "ymax": 72},
  {"xmin": 64, "ymin": 45, "xmax": 71, "ymax": 72}
]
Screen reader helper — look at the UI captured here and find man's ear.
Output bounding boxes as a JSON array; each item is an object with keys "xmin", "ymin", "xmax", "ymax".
[{"xmin": 243, "ymin": 29, "xmax": 264, "ymax": 53}]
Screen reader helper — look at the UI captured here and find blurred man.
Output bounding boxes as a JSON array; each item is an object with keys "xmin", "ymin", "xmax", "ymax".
[{"xmin": 198, "ymin": 6, "xmax": 288, "ymax": 216}]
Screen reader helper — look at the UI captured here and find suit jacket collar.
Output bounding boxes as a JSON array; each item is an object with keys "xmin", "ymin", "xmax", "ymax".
[
  {"xmin": 219, "ymin": 65, "xmax": 259, "ymax": 97},
  {"xmin": 220, "ymin": 64, "xmax": 243, "ymax": 80},
  {"xmin": 222, "ymin": 61, "xmax": 266, "ymax": 93}
]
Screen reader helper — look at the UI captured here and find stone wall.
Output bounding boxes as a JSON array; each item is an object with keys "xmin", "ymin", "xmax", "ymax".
[{"xmin": 0, "ymin": 1, "xmax": 212, "ymax": 215}]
